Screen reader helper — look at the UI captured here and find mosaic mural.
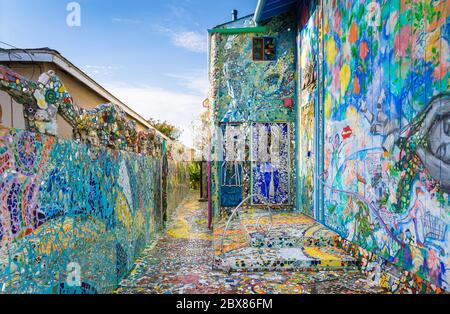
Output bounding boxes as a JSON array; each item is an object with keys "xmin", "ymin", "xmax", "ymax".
[
  {"xmin": 210, "ymin": 14, "xmax": 296, "ymax": 123},
  {"xmin": 0, "ymin": 128, "xmax": 189, "ymax": 293},
  {"xmin": 0, "ymin": 66, "xmax": 191, "ymax": 294},
  {"xmin": 208, "ymin": 13, "xmax": 297, "ymax": 216},
  {"xmin": 294, "ymin": 0, "xmax": 449, "ymax": 291},
  {"xmin": 251, "ymin": 123, "xmax": 290, "ymax": 205},
  {"xmin": 297, "ymin": 3, "xmax": 320, "ymax": 217}
]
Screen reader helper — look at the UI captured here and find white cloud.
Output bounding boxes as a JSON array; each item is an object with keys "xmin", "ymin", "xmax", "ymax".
[
  {"xmin": 112, "ymin": 17, "xmax": 142, "ymax": 24},
  {"xmin": 166, "ymin": 70, "xmax": 208, "ymax": 95},
  {"xmin": 166, "ymin": 4, "xmax": 190, "ymax": 20},
  {"xmin": 104, "ymin": 81, "xmax": 205, "ymax": 147},
  {"xmin": 158, "ymin": 26, "xmax": 207, "ymax": 53},
  {"xmin": 82, "ymin": 65, "xmax": 121, "ymax": 76},
  {"xmin": 171, "ymin": 31, "xmax": 207, "ymax": 53}
]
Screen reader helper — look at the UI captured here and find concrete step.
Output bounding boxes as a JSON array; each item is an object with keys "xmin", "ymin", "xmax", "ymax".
[
  {"xmin": 249, "ymin": 225, "xmax": 336, "ymax": 249},
  {"xmin": 250, "ymin": 233, "xmax": 334, "ymax": 249},
  {"xmin": 213, "ymin": 245, "xmax": 358, "ymax": 272}
]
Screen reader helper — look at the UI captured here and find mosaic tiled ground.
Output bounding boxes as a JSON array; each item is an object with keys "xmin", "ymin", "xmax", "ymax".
[
  {"xmin": 213, "ymin": 210, "xmax": 358, "ymax": 272},
  {"xmin": 115, "ymin": 193, "xmax": 387, "ymax": 294}
]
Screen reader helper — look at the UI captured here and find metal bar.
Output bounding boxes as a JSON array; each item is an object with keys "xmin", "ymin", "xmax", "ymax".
[{"xmin": 219, "ymin": 193, "xmax": 273, "ymax": 256}]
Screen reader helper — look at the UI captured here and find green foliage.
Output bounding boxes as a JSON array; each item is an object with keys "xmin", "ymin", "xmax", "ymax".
[
  {"xmin": 147, "ymin": 118, "xmax": 182, "ymax": 141},
  {"xmin": 188, "ymin": 162, "xmax": 201, "ymax": 189}
]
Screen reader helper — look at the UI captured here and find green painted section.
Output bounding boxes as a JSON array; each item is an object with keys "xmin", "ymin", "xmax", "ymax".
[{"xmin": 208, "ymin": 26, "xmax": 268, "ymax": 34}]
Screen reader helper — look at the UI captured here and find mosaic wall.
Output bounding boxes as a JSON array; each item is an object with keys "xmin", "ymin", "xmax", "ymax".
[
  {"xmin": 251, "ymin": 123, "xmax": 291, "ymax": 205},
  {"xmin": 208, "ymin": 13, "xmax": 297, "ymax": 217},
  {"xmin": 167, "ymin": 146, "xmax": 190, "ymax": 217},
  {"xmin": 297, "ymin": 2, "xmax": 320, "ymax": 217},
  {"xmin": 210, "ymin": 14, "xmax": 296, "ymax": 123},
  {"xmin": 0, "ymin": 128, "xmax": 189, "ymax": 293},
  {"xmin": 0, "ymin": 65, "xmax": 168, "ymax": 154},
  {"xmin": 296, "ymin": 0, "xmax": 449, "ymax": 290},
  {"xmin": 0, "ymin": 66, "xmax": 191, "ymax": 293}
]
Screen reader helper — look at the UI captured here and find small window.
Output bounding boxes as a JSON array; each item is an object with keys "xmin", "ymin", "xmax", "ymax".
[
  {"xmin": 252, "ymin": 38, "xmax": 264, "ymax": 61},
  {"xmin": 264, "ymin": 37, "xmax": 276, "ymax": 61},
  {"xmin": 252, "ymin": 37, "xmax": 276, "ymax": 61}
]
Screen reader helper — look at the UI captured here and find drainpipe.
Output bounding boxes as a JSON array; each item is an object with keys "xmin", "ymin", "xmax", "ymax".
[{"xmin": 207, "ymin": 31, "xmax": 213, "ymax": 229}]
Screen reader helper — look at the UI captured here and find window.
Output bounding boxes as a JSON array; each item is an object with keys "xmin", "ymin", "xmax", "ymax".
[
  {"xmin": 252, "ymin": 37, "xmax": 277, "ymax": 61},
  {"xmin": 252, "ymin": 38, "xmax": 264, "ymax": 61}
]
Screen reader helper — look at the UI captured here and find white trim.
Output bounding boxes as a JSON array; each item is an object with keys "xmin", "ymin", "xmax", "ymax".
[
  {"xmin": 254, "ymin": 0, "xmax": 266, "ymax": 24},
  {"xmin": 0, "ymin": 51, "xmax": 52, "ymax": 62}
]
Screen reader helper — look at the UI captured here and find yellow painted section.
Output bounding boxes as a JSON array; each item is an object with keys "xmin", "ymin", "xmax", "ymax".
[
  {"xmin": 339, "ymin": 63, "xmax": 351, "ymax": 98},
  {"xmin": 166, "ymin": 197, "xmax": 211, "ymax": 241},
  {"xmin": 304, "ymin": 224, "xmax": 322, "ymax": 237},
  {"xmin": 116, "ymin": 192, "xmax": 132, "ymax": 229},
  {"xmin": 303, "ymin": 246, "xmax": 342, "ymax": 262},
  {"xmin": 324, "ymin": 93, "xmax": 331, "ymax": 119},
  {"xmin": 30, "ymin": 217, "xmax": 105, "ymax": 255},
  {"xmin": 325, "ymin": 37, "xmax": 337, "ymax": 67}
]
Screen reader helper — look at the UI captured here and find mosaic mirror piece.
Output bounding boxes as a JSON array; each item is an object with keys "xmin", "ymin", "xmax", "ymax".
[
  {"xmin": 219, "ymin": 124, "xmax": 245, "ymax": 207},
  {"xmin": 251, "ymin": 123, "xmax": 290, "ymax": 205}
]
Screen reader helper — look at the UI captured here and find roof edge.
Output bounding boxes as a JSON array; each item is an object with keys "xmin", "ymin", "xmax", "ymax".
[
  {"xmin": 211, "ymin": 13, "xmax": 255, "ymax": 30},
  {"xmin": 0, "ymin": 48, "xmax": 171, "ymax": 142},
  {"xmin": 254, "ymin": 0, "xmax": 267, "ymax": 24}
]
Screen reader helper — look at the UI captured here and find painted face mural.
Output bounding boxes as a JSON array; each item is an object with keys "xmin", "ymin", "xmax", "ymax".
[{"xmin": 413, "ymin": 93, "xmax": 450, "ymax": 192}]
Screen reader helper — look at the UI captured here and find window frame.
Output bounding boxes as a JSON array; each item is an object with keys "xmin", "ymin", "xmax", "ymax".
[{"xmin": 252, "ymin": 37, "xmax": 276, "ymax": 62}]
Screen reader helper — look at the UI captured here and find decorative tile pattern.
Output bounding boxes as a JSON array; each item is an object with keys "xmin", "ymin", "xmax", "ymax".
[
  {"xmin": 208, "ymin": 13, "xmax": 298, "ymax": 217},
  {"xmin": 213, "ymin": 210, "xmax": 357, "ymax": 272},
  {"xmin": 0, "ymin": 128, "xmax": 189, "ymax": 293},
  {"xmin": 116, "ymin": 194, "xmax": 386, "ymax": 294}
]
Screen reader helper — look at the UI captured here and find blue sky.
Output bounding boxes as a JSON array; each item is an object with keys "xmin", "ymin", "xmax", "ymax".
[{"xmin": 0, "ymin": 0, "xmax": 257, "ymax": 146}]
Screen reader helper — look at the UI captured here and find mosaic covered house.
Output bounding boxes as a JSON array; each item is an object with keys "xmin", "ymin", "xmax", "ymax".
[
  {"xmin": 208, "ymin": 12, "xmax": 297, "ymax": 217},
  {"xmin": 208, "ymin": 0, "xmax": 449, "ymax": 293}
]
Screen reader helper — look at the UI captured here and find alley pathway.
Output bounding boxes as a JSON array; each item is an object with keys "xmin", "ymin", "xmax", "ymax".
[{"xmin": 115, "ymin": 192, "xmax": 386, "ymax": 294}]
